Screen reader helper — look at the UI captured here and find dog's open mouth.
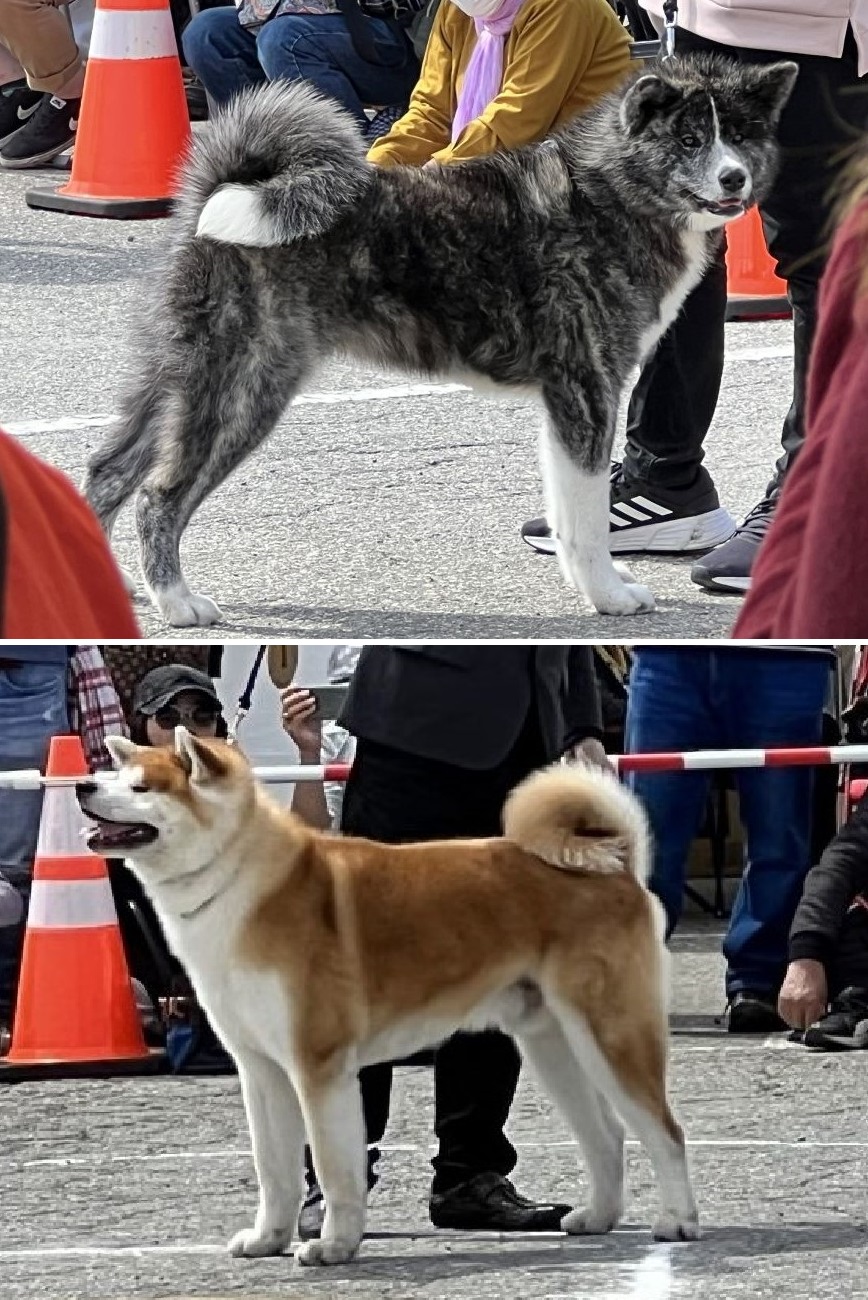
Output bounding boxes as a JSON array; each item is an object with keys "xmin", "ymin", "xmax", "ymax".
[
  {"xmin": 699, "ymin": 196, "xmax": 746, "ymax": 217},
  {"xmin": 85, "ymin": 816, "xmax": 159, "ymax": 853}
]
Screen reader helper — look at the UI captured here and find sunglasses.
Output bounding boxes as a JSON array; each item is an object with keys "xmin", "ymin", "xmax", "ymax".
[{"xmin": 153, "ymin": 704, "xmax": 222, "ymax": 730}]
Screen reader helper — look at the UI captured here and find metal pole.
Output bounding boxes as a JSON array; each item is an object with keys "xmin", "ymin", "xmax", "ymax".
[{"xmin": 6, "ymin": 745, "xmax": 868, "ymax": 790}]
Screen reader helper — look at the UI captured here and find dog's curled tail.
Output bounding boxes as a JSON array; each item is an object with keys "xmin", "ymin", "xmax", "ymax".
[
  {"xmin": 179, "ymin": 80, "xmax": 372, "ymax": 248},
  {"xmin": 502, "ymin": 764, "xmax": 649, "ymax": 882}
]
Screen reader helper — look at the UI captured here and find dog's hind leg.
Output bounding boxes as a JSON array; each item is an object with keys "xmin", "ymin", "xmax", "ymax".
[
  {"xmin": 83, "ymin": 375, "xmax": 168, "ymax": 591},
  {"xmin": 228, "ymin": 1050, "xmax": 306, "ymax": 1258},
  {"xmin": 548, "ymin": 994, "xmax": 699, "ymax": 1242},
  {"xmin": 135, "ymin": 350, "xmax": 308, "ymax": 627},
  {"xmin": 293, "ymin": 1071, "xmax": 368, "ymax": 1267},
  {"xmin": 516, "ymin": 1011, "xmax": 625, "ymax": 1233},
  {"xmin": 539, "ymin": 384, "xmax": 655, "ymax": 616}
]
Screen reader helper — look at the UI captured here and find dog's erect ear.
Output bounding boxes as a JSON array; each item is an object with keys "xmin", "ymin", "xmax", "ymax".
[
  {"xmin": 175, "ymin": 727, "xmax": 228, "ymax": 784},
  {"xmin": 743, "ymin": 61, "xmax": 799, "ymax": 121},
  {"xmin": 620, "ymin": 74, "xmax": 683, "ymax": 136},
  {"xmin": 105, "ymin": 736, "xmax": 140, "ymax": 769}
]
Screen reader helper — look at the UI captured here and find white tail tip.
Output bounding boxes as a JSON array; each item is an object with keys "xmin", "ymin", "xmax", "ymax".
[{"xmin": 196, "ymin": 185, "xmax": 275, "ymax": 246}]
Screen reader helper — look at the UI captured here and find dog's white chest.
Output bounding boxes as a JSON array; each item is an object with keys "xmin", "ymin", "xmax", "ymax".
[{"xmin": 637, "ymin": 228, "xmax": 710, "ymax": 362}]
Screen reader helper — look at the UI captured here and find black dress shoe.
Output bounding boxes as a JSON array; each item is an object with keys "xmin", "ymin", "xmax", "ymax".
[
  {"xmin": 727, "ymin": 990, "xmax": 786, "ymax": 1034},
  {"xmin": 430, "ymin": 1172, "xmax": 571, "ymax": 1231}
]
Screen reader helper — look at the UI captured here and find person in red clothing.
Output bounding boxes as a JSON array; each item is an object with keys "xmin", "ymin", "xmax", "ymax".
[
  {"xmin": 734, "ymin": 143, "xmax": 868, "ymax": 639},
  {"xmin": 0, "ymin": 430, "xmax": 140, "ymax": 637}
]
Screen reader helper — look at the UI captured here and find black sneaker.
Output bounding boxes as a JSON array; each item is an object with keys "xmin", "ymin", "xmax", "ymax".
[
  {"xmin": 0, "ymin": 81, "xmax": 44, "ymax": 146},
  {"xmin": 521, "ymin": 464, "xmax": 735, "ymax": 556},
  {"xmin": 727, "ymin": 989, "xmax": 786, "ymax": 1034},
  {"xmin": 0, "ymin": 93, "xmax": 80, "ymax": 169},
  {"xmin": 690, "ymin": 495, "xmax": 776, "ymax": 594},
  {"xmin": 803, "ymin": 987, "xmax": 868, "ymax": 1051}
]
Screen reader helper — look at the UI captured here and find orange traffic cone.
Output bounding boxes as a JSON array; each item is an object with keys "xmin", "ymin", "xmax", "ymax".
[
  {"xmin": 26, "ymin": 0, "xmax": 190, "ymax": 219},
  {"xmin": 0, "ymin": 735, "xmax": 163, "ymax": 1080},
  {"xmin": 725, "ymin": 206, "xmax": 791, "ymax": 321}
]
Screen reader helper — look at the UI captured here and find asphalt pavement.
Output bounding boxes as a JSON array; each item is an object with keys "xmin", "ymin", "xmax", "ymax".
[
  {"xmin": 2, "ymin": 163, "xmax": 796, "ymax": 638},
  {"xmin": 3, "ymin": 918, "xmax": 868, "ymax": 1300}
]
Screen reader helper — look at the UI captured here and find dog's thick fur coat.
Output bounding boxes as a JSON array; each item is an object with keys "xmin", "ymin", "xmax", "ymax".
[
  {"xmin": 85, "ymin": 55, "xmax": 796, "ymax": 625},
  {"xmin": 79, "ymin": 736, "xmax": 698, "ymax": 1267}
]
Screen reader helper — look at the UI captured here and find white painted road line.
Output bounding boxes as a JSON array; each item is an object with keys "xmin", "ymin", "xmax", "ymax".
[
  {"xmin": 2, "ymin": 346, "xmax": 795, "ymax": 440},
  {"xmin": 7, "ymin": 1135, "xmax": 866, "ymax": 1173}
]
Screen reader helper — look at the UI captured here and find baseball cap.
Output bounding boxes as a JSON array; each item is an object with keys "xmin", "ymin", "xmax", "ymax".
[{"xmin": 132, "ymin": 664, "xmax": 222, "ymax": 716}]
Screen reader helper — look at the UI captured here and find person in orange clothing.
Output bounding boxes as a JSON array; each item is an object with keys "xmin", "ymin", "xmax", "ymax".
[
  {"xmin": 0, "ymin": 430, "xmax": 140, "ymax": 637},
  {"xmin": 733, "ymin": 137, "xmax": 868, "ymax": 639},
  {"xmin": 366, "ymin": 0, "xmax": 632, "ymax": 168}
]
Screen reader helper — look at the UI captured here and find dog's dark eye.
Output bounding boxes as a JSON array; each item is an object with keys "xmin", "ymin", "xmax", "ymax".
[
  {"xmin": 130, "ymin": 784, "xmax": 149, "ymax": 794},
  {"xmin": 680, "ymin": 134, "xmax": 701, "ymax": 149}
]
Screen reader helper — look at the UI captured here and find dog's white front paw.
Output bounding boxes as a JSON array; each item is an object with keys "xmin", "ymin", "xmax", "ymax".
[
  {"xmin": 562, "ymin": 1203, "xmax": 622, "ymax": 1235},
  {"xmin": 227, "ymin": 1224, "xmax": 293, "ymax": 1257},
  {"xmin": 295, "ymin": 1236, "xmax": 361, "ymax": 1267},
  {"xmin": 153, "ymin": 584, "xmax": 223, "ymax": 628},
  {"xmin": 652, "ymin": 1210, "xmax": 701, "ymax": 1242},
  {"xmin": 592, "ymin": 582, "xmax": 656, "ymax": 616}
]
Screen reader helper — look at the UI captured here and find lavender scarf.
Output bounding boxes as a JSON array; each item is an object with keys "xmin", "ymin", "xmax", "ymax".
[{"xmin": 451, "ymin": 0, "xmax": 528, "ymax": 143}]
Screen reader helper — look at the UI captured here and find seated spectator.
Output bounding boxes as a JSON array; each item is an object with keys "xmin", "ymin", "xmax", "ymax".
[
  {"xmin": 127, "ymin": 664, "xmax": 228, "ymax": 746},
  {"xmin": 182, "ymin": 0, "xmax": 419, "ymax": 135},
  {"xmin": 0, "ymin": 431, "xmax": 140, "ymax": 637},
  {"xmin": 280, "ymin": 641, "xmax": 361, "ymax": 831},
  {"xmin": 104, "ymin": 661, "xmax": 234, "ymax": 1073},
  {"xmin": 367, "ymin": 0, "xmax": 631, "ymax": 166},
  {"xmin": 778, "ymin": 793, "xmax": 868, "ymax": 1051},
  {"xmin": 0, "ymin": 0, "xmax": 83, "ymax": 168}
]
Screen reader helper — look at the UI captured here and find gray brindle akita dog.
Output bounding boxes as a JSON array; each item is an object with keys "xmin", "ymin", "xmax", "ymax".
[{"xmin": 85, "ymin": 53, "xmax": 797, "ymax": 626}]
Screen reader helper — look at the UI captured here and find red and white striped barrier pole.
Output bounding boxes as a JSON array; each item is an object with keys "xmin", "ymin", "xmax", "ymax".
[{"xmin": 4, "ymin": 747, "xmax": 868, "ymax": 790}]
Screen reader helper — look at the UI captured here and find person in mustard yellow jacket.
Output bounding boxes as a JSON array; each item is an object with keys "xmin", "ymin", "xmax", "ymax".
[{"xmin": 367, "ymin": 0, "xmax": 633, "ymax": 168}]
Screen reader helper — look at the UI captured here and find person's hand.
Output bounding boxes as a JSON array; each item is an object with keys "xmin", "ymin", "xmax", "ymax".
[
  {"xmin": 567, "ymin": 737, "xmax": 611, "ymax": 772},
  {"xmin": 280, "ymin": 687, "xmax": 322, "ymax": 762},
  {"xmin": 778, "ymin": 958, "xmax": 828, "ymax": 1030}
]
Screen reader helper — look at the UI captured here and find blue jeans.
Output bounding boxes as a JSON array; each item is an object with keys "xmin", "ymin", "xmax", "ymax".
[
  {"xmin": 626, "ymin": 648, "xmax": 832, "ymax": 997},
  {"xmin": 0, "ymin": 660, "xmax": 69, "ymax": 1017},
  {"xmin": 182, "ymin": 8, "xmax": 418, "ymax": 128}
]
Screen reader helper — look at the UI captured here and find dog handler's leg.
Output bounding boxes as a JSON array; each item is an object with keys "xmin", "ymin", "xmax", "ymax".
[
  {"xmin": 539, "ymin": 388, "xmax": 655, "ymax": 616},
  {"xmin": 294, "ymin": 1073, "xmax": 368, "ymax": 1267},
  {"xmin": 228, "ymin": 1051, "xmax": 306, "ymax": 1258},
  {"xmin": 516, "ymin": 1012, "xmax": 625, "ymax": 1233}
]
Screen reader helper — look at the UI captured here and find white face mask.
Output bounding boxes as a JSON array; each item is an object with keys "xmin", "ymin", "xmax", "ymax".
[{"xmin": 451, "ymin": 0, "xmax": 504, "ymax": 17}]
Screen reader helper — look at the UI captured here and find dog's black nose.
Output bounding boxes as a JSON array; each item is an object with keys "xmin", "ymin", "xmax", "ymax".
[
  {"xmin": 718, "ymin": 166, "xmax": 747, "ymax": 193},
  {"xmin": 76, "ymin": 781, "xmax": 98, "ymax": 799}
]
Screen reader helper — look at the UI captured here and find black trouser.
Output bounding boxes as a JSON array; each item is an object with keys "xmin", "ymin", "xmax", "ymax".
[
  {"xmin": 830, "ymin": 904, "xmax": 868, "ymax": 997},
  {"xmin": 333, "ymin": 720, "xmax": 547, "ymax": 1195},
  {"xmin": 622, "ymin": 26, "xmax": 866, "ymax": 495}
]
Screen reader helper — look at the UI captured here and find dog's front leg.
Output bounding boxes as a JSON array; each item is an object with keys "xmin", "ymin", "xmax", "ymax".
[
  {"xmin": 294, "ymin": 1073, "xmax": 367, "ymax": 1267},
  {"xmin": 538, "ymin": 403, "xmax": 655, "ymax": 616},
  {"xmin": 228, "ymin": 1051, "xmax": 305, "ymax": 1259}
]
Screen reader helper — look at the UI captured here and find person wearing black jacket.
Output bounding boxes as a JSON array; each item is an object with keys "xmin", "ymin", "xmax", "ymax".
[
  {"xmin": 778, "ymin": 795, "xmax": 868, "ymax": 1050},
  {"xmin": 294, "ymin": 645, "xmax": 605, "ymax": 1239}
]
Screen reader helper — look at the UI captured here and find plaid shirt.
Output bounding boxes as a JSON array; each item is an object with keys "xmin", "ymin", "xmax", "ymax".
[{"xmin": 67, "ymin": 646, "xmax": 129, "ymax": 772}]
